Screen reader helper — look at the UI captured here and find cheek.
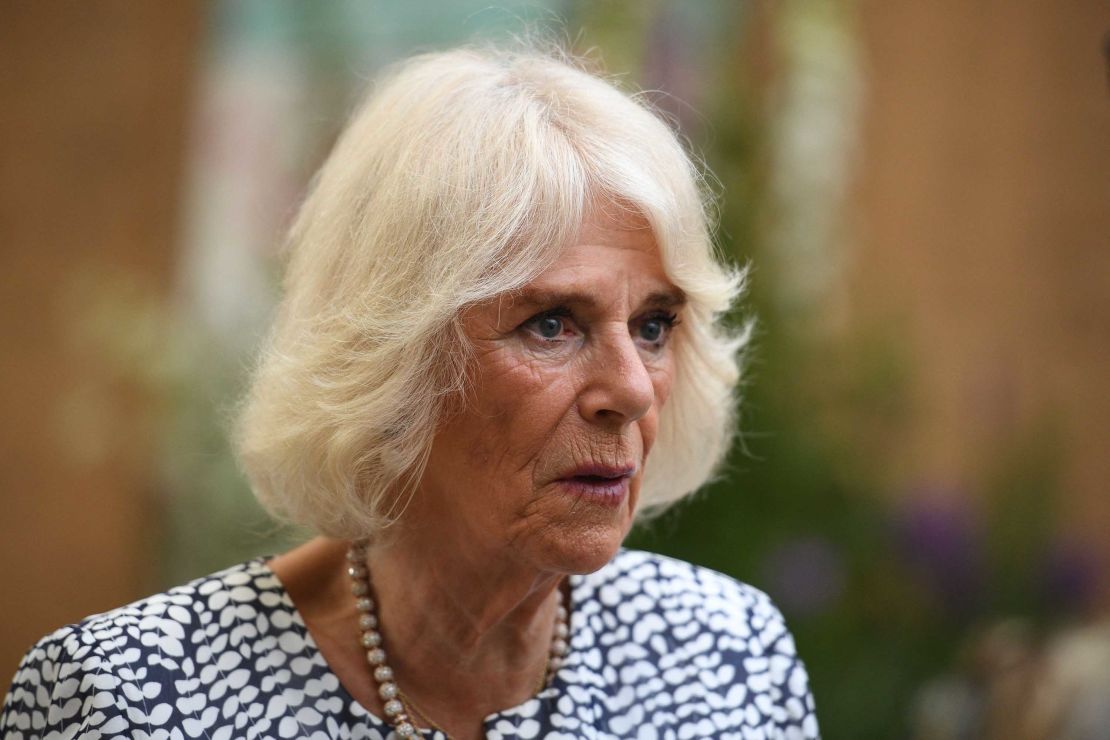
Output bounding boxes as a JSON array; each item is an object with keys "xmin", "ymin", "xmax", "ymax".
[
  {"xmin": 462, "ymin": 348, "xmax": 579, "ymax": 472},
  {"xmin": 648, "ymin": 348, "xmax": 677, "ymax": 409},
  {"xmin": 640, "ymin": 360, "xmax": 676, "ymax": 457}
]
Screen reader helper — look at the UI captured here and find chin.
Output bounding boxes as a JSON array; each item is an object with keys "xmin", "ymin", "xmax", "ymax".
[
  {"xmin": 519, "ymin": 478, "xmax": 640, "ymax": 575},
  {"xmin": 540, "ymin": 522, "xmax": 630, "ymax": 575}
]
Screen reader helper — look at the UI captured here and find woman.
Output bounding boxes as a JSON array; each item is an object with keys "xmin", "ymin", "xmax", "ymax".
[{"xmin": 1, "ymin": 46, "xmax": 818, "ymax": 739}]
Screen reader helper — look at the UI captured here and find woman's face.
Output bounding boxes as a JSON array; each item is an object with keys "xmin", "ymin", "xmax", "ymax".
[{"xmin": 412, "ymin": 210, "xmax": 684, "ymax": 575}]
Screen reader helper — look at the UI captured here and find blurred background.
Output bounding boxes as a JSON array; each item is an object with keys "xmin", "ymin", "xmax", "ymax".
[{"xmin": 2, "ymin": 1, "xmax": 1108, "ymax": 737}]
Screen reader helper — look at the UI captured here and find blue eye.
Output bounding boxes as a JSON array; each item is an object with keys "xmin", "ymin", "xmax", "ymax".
[
  {"xmin": 523, "ymin": 309, "xmax": 573, "ymax": 341},
  {"xmin": 536, "ymin": 316, "xmax": 564, "ymax": 339},
  {"xmin": 639, "ymin": 319, "xmax": 664, "ymax": 342},
  {"xmin": 637, "ymin": 312, "xmax": 678, "ymax": 346}
]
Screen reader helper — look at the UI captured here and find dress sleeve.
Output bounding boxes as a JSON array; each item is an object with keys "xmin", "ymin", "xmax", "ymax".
[
  {"xmin": 758, "ymin": 601, "xmax": 821, "ymax": 739},
  {"xmin": 1, "ymin": 626, "xmax": 134, "ymax": 739}
]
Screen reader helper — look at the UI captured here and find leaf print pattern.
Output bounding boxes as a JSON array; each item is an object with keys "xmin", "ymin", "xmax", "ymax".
[{"xmin": 1, "ymin": 550, "xmax": 818, "ymax": 739}]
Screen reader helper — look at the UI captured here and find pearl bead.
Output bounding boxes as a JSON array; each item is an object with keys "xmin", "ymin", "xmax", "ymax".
[{"xmin": 346, "ymin": 541, "xmax": 570, "ymax": 737}]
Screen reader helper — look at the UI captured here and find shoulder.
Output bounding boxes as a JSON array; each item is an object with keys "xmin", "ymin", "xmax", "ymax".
[
  {"xmin": 567, "ymin": 548, "xmax": 819, "ymax": 736},
  {"xmin": 1, "ymin": 558, "xmax": 295, "ymax": 738},
  {"xmin": 28, "ymin": 556, "xmax": 287, "ymax": 669},
  {"xmin": 580, "ymin": 548, "xmax": 797, "ymax": 650}
]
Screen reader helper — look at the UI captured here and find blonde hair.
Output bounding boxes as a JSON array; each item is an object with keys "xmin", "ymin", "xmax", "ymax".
[{"xmin": 234, "ymin": 44, "xmax": 753, "ymax": 540}]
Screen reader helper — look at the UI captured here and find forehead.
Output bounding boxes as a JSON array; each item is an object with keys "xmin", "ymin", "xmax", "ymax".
[
  {"xmin": 548, "ymin": 209, "xmax": 666, "ymax": 279},
  {"xmin": 568, "ymin": 208, "xmax": 659, "ymax": 256},
  {"xmin": 509, "ymin": 209, "xmax": 684, "ymax": 309}
]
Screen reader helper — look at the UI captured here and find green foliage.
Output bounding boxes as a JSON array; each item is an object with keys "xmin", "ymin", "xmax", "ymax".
[
  {"xmin": 134, "ymin": 3, "xmax": 1082, "ymax": 736},
  {"xmin": 611, "ymin": 3, "xmax": 1076, "ymax": 736}
]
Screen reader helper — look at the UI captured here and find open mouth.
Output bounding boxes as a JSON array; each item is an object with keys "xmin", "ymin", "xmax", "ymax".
[{"xmin": 573, "ymin": 473, "xmax": 625, "ymax": 484}]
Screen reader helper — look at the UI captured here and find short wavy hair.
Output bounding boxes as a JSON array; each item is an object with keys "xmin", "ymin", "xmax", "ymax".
[{"xmin": 234, "ymin": 45, "xmax": 753, "ymax": 541}]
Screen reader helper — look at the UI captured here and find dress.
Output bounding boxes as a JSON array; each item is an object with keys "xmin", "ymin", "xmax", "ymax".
[{"xmin": 1, "ymin": 549, "xmax": 819, "ymax": 739}]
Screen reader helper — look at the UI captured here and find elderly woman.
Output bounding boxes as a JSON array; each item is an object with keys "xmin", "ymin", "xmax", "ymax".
[{"xmin": 2, "ymin": 47, "xmax": 818, "ymax": 739}]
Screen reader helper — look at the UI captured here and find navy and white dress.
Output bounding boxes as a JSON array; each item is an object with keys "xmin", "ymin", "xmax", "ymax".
[{"xmin": 1, "ymin": 549, "xmax": 819, "ymax": 739}]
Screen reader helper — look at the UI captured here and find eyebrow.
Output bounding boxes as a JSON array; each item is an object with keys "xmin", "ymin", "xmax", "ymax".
[{"xmin": 510, "ymin": 286, "xmax": 688, "ymax": 312}]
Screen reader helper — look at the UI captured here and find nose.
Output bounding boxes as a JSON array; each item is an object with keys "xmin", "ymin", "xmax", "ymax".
[{"xmin": 577, "ymin": 331, "xmax": 655, "ymax": 429}]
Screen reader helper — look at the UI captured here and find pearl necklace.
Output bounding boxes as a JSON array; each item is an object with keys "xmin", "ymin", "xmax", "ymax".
[{"xmin": 345, "ymin": 541, "xmax": 569, "ymax": 739}]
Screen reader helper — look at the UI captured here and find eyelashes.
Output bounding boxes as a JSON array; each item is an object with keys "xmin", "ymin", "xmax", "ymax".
[
  {"xmin": 637, "ymin": 311, "xmax": 680, "ymax": 345},
  {"xmin": 520, "ymin": 307, "xmax": 680, "ymax": 348},
  {"xmin": 524, "ymin": 308, "xmax": 575, "ymax": 340}
]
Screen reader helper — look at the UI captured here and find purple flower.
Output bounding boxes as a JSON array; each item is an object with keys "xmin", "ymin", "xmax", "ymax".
[
  {"xmin": 893, "ymin": 487, "xmax": 985, "ymax": 616},
  {"xmin": 1040, "ymin": 538, "xmax": 1101, "ymax": 615},
  {"xmin": 761, "ymin": 535, "xmax": 845, "ymax": 617}
]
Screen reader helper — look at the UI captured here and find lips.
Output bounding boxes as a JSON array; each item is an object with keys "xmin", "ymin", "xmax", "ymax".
[
  {"xmin": 555, "ymin": 464, "xmax": 635, "ymax": 508},
  {"xmin": 560, "ymin": 464, "xmax": 636, "ymax": 482}
]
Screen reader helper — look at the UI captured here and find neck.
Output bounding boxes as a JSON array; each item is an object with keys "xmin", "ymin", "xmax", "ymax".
[{"xmin": 364, "ymin": 531, "xmax": 564, "ymax": 732}]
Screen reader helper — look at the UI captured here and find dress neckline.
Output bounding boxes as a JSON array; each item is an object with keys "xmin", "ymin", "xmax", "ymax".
[{"xmin": 253, "ymin": 555, "xmax": 576, "ymax": 734}]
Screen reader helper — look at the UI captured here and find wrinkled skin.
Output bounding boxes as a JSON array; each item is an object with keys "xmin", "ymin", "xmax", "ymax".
[
  {"xmin": 411, "ymin": 208, "xmax": 684, "ymax": 575},
  {"xmin": 271, "ymin": 209, "xmax": 685, "ymax": 738}
]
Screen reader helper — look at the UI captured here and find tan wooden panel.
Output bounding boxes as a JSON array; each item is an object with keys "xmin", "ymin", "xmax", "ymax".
[{"xmin": 0, "ymin": 2, "xmax": 203, "ymax": 684}]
